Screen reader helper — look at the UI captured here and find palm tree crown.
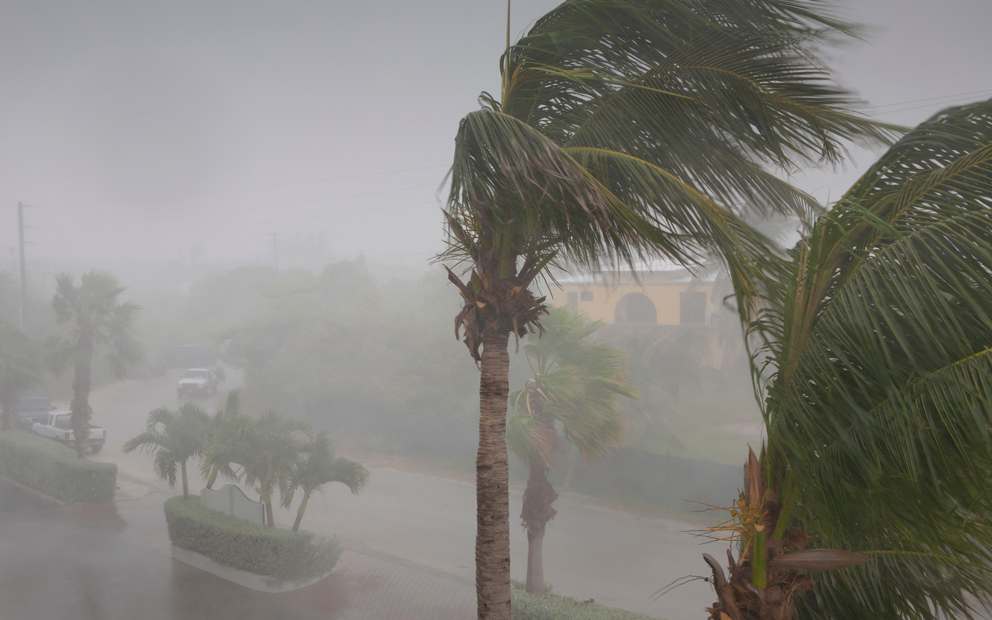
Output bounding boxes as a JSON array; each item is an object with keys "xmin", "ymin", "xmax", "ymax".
[
  {"xmin": 282, "ymin": 430, "xmax": 370, "ymax": 532},
  {"xmin": 123, "ymin": 404, "xmax": 210, "ymax": 500},
  {"xmin": 234, "ymin": 410, "xmax": 310, "ymax": 527}
]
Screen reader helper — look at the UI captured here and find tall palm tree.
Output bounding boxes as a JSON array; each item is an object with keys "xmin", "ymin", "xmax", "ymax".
[
  {"xmin": 281, "ymin": 430, "xmax": 369, "ymax": 533},
  {"xmin": 200, "ymin": 390, "xmax": 250, "ymax": 490},
  {"xmin": 702, "ymin": 98, "xmax": 992, "ymax": 620},
  {"xmin": 508, "ymin": 307, "xmax": 636, "ymax": 594},
  {"xmin": 236, "ymin": 411, "xmax": 309, "ymax": 527},
  {"xmin": 123, "ymin": 404, "xmax": 210, "ymax": 500},
  {"xmin": 0, "ymin": 322, "xmax": 42, "ymax": 431},
  {"xmin": 440, "ymin": 1, "xmax": 895, "ymax": 616},
  {"xmin": 51, "ymin": 271, "xmax": 142, "ymax": 458}
]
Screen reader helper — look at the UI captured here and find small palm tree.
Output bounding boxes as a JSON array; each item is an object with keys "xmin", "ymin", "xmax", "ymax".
[
  {"xmin": 235, "ymin": 411, "xmax": 309, "ymax": 527},
  {"xmin": 199, "ymin": 391, "xmax": 250, "ymax": 490},
  {"xmin": 51, "ymin": 271, "xmax": 142, "ymax": 457},
  {"xmin": 123, "ymin": 404, "xmax": 210, "ymax": 500},
  {"xmin": 508, "ymin": 307, "xmax": 637, "ymax": 594},
  {"xmin": 282, "ymin": 430, "xmax": 369, "ymax": 532},
  {"xmin": 0, "ymin": 322, "xmax": 42, "ymax": 431}
]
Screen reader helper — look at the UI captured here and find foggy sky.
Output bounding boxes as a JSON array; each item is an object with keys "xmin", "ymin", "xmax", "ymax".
[{"xmin": 1, "ymin": 0, "xmax": 990, "ymax": 273}]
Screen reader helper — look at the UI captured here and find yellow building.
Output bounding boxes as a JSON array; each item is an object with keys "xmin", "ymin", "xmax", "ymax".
[{"xmin": 548, "ymin": 266, "xmax": 738, "ymax": 368}]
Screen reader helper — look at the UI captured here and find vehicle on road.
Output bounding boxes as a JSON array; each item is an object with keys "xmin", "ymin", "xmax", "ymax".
[
  {"xmin": 32, "ymin": 412, "xmax": 106, "ymax": 453},
  {"xmin": 17, "ymin": 397, "xmax": 57, "ymax": 431},
  {"xmin": 177, "ymin": 368, "xmax": 223, "ymax": 399}
]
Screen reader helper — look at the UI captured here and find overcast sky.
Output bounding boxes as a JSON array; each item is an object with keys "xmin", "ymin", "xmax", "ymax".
[{"xmin": 1, "ymin": 0, "xmax": 991, "ymax": 274}]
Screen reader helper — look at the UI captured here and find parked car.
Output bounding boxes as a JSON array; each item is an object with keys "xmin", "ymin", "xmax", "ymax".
[
  {"xmin": 177, "ymin": 368, "xmax": 222, "ymax": 399},
  {"xmin": 17, "ymin": 396, "xmax": 57, "ymax": 431},
  {"xmin": 32, "ymin": 411, "xmax": 106, "ymax": 453}
]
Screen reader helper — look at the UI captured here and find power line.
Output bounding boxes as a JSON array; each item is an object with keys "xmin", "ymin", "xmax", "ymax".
[{"xmin": 32, "ymin": 163, "xmax": 450, "ymax": 209}]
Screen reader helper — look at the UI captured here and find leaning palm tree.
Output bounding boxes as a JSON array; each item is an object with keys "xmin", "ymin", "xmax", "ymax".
[
  {"xmin": 123, "ymin": 404, "xmax": 210, "ymax": 500},
  {"xmin": 199, "ymin": 390, "xmax": 250, "ymax": 490},
  {"xmin": 508, "ymin": 307, "xmax": 636, "ymax": 594},
  {"xmin": 235, "ymin": 411, "xmax": 309, "ymax": 527},
  {"xmin": 440, "ymin": 1, "xmax": 895, "ymax": 616},
  {"xmin": 282, "ymin": 430, "xmax": 369, "ymax": 533},
  {"xmin": 51, "ymin": 271, "xmax": 142, "ymax": 457},
  {"xmin": 0, "ymin": 322, "xmax": 42, "ymax": 431},
  {"xmin": 700, "ymin": 98, "xmax": 992, "ymax": 620}
]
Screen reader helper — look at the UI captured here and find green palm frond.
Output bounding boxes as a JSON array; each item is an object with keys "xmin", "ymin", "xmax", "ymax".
[
  {"xmin": 755, "ymin": 98, "xmax": 992, "ymax": 620},
  {"xmin": 123, "ymin": 404, "xmax": 209, "ymax": 492}
]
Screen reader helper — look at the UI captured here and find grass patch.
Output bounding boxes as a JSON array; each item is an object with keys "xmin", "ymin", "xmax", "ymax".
[
  {"xmin": 0, "ymin": 430, "xmax": 117, "ymax": 503},
  {"xmin": 511, "ymin": 581, "xmax": 663, "ymax": 620}
]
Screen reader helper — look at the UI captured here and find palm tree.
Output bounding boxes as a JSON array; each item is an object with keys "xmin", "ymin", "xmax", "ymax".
[
  {"xmin": 0, "ymin": 322, "xmax": 42, "ymax": 431},
  {"xmin": 51, "ymin": 271, "xmax": 141, "ymax": 457},
  {"xmin": 123, "ymin": 404, "xmax": 210, "ymax": 500},
  {"xmin": 508, "ymin": 307, "xmax": 636, "ymax": 594},
  {"xmin": 281, "ymin": 430, "xmax": 369, "ymax": 532},
  {"xmin": 200, "ymin": 390, "xmax": 250, "ymax": 490},
  {"xmin": 235, "ymin": 411, "xmax": 309, "ymax": 527},
  {"xmin": 701, "ymin": 98, "xmax": 992, "ymax": 620},
  {"xmin": 440, "ymin": 1, "xmax": 895, "ymax": 616}
]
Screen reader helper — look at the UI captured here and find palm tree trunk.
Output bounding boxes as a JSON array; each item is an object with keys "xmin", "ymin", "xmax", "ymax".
[
  {"xmin": 181, "ymin": 460, "xmax": 189, "ymax": 500},
  {"xmin": 476, "ymin": 328, "xmax": 512, "ymax": 620},
  {"xmin": 292, "ymin": 491, "xmax": 311, "ymax": 533},
  {"xmin": 206, "ymin": 464, "xmax": 219, "ymax": 489},
  {"xmin": 522, "ymin": 459, "xmax": 557, "ymax": 595},
  {"xmin": 70, "ymin": 340, "xmax": 93, "ymax": 459},
  {"xmin": 266, "ymin": 502, "xmax": 275, "ymax": 528}
]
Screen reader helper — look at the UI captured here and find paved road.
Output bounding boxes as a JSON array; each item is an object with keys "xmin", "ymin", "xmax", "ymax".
[
  {"xmin": 83, "ymin": 369, "xmax": 723, "ymax": 620},
  {"xmin": 0, "ymin": 478, "xmax": 326, "ymax": 620}
]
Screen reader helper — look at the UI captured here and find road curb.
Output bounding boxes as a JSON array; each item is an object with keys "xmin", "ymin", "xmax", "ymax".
[{"xmin": 0, "ymin": 474, "xmax": 66, "ymax": 508}]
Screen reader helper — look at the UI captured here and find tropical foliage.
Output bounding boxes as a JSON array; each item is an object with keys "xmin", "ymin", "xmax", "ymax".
[
  {"xmin": 0, "ymin": 322, "xmax": 42, "ymax": 431},
  {"xmin": 50, "ymin": 271, "xmax": 142, "ymax": 457},
  {"xmin": 123, "ymin": 403, "xmax": 210, "ymax": 500},
  {"xmin": 703, "ymin": 98, "xmax": 992, "ymax": 620},
  {"xmin": 508, "ymin": 307, "xmax": 636, "ymax": 594},
  {"xmin": 200, "ymin": 391, "xmax": 250, "ymax": 490},
  {"xmin": 234, "ymin": 410, "xmax": 310, "ymax": 527},
  {"xmin": 441, "ymin": 0, "xmax": 893, "ymax": 616},
  {"xmin": 282, "ymin": 430, "xmax": 370, "ymax": 532}
]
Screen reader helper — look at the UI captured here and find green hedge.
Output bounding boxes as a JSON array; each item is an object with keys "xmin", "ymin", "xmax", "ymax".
[
  {"xmin": 511, "ymin": 582, "xmax": 663, "ymax": 620},
  {"xmin": 0, "ymin": 430, "xmax": 117, "ymax": 503},
  {"xmin": 164, "ymin": 496, "xmax": 339, "ymax": 582}
]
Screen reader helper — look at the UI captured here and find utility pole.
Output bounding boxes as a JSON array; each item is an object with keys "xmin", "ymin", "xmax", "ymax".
[
  {"xmin": 17, "ymin": 202, "xmax": 26, "ymax": 331},
  {"xmin": 268, "ymin": 233, "xmax": 281, "ymax": 270}
]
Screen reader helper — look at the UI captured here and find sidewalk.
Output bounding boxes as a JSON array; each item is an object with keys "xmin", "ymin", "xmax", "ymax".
[{"xmin": 68, "ymin": 476, "xmax": 475, "ymax": 620}]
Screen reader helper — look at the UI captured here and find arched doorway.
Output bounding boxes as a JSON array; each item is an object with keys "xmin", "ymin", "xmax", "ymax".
[{"xmin": 614, "ymin": 292, "xmax": 657, "ymax": 324}]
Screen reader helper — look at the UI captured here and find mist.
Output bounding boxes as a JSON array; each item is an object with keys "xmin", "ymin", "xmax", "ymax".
[{"xmin": 1, "ymin": 1, "xmax": 991, "ymax": 620}]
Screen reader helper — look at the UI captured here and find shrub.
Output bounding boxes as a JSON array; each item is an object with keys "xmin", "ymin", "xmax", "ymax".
[
  {"xmin": 164, "ymin": 496, "xmax": 339, "ymax": 582},
  {"xmin": 511, "ymin": 581, "xmax": 663, "ymax": 620},
  {"xmin": 0, "ymin": 430, "xmax": 117, "ymax": 503}
]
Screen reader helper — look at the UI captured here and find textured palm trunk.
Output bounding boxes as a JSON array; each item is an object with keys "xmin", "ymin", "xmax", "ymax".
[
  {"xmin": 181, "ymin": 460, "xmax": 189, "ymax": 500},
  {"xmin": 522, "ymin": 458, "xmax": 557, "ymax": 595},
  {"xmin": 476, "ymin": 328, "xmax": 512, "ymax": 620},
  {"xmin": 206, "ymin": 464, "xmax": 219, "ymax": 489},
  {"xmin": 260, "ymin": 487, "xmax": 275, "ymax": 527},
  {"xmin": 70, "ymin": 338, "xmax": 94, "ymax": 459},
  {"xmin": 292, "ymin": 491, "xmax": 311, "ymax": 532}
]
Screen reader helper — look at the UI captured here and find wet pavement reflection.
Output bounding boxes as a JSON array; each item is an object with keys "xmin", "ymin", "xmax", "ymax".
[{"xmin": 0, "ymin": 479, "xmax": 326, "ymax": 620}]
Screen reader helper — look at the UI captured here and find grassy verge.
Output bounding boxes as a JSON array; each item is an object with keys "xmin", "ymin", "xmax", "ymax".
[
  {"xmin": 511, "ymin": 581, "xmax": 664, "ymax": 620},
  {"xmin": 0, "ymin": 430, "xmax": 117, "ymax": 503}
]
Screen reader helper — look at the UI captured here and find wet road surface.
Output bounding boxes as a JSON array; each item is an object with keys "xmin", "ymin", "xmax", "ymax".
[{"xmin": 0, "ymin": 478, "xmax": 326, "ymax": 620}]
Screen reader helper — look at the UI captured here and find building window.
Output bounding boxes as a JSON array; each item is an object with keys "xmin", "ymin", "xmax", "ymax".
[
  {"xmin": 680, "ymin": 291, "xmax": 707, "ymax": 324},
  {"xmin": 567, "ymin": 292, "xmax": 579, "ymax": 313},
  {"xmin": 580, "ymin": 291, "xmax": 593, "ymax": 302},
  {"xmin": 615, "ymin": 292, "xmax": 657, "ymax": 323}
]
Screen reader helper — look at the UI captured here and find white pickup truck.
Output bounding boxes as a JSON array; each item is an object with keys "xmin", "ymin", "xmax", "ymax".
[{"xmin": 32, "ymin": 412, "xmax": 107, "ymax": 453}]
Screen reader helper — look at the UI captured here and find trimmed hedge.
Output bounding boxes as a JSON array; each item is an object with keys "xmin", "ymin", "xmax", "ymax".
[
  {"xmin": 0, "ymin": 430, "xmax": 117, "ymax": 503},
  {"xmin": 164, "ymin": 496, "xmax": 340, "ymax": 582},
  {"xmin": 511, "ymin": 582, "xmax": 663, "ymax": 620}
]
